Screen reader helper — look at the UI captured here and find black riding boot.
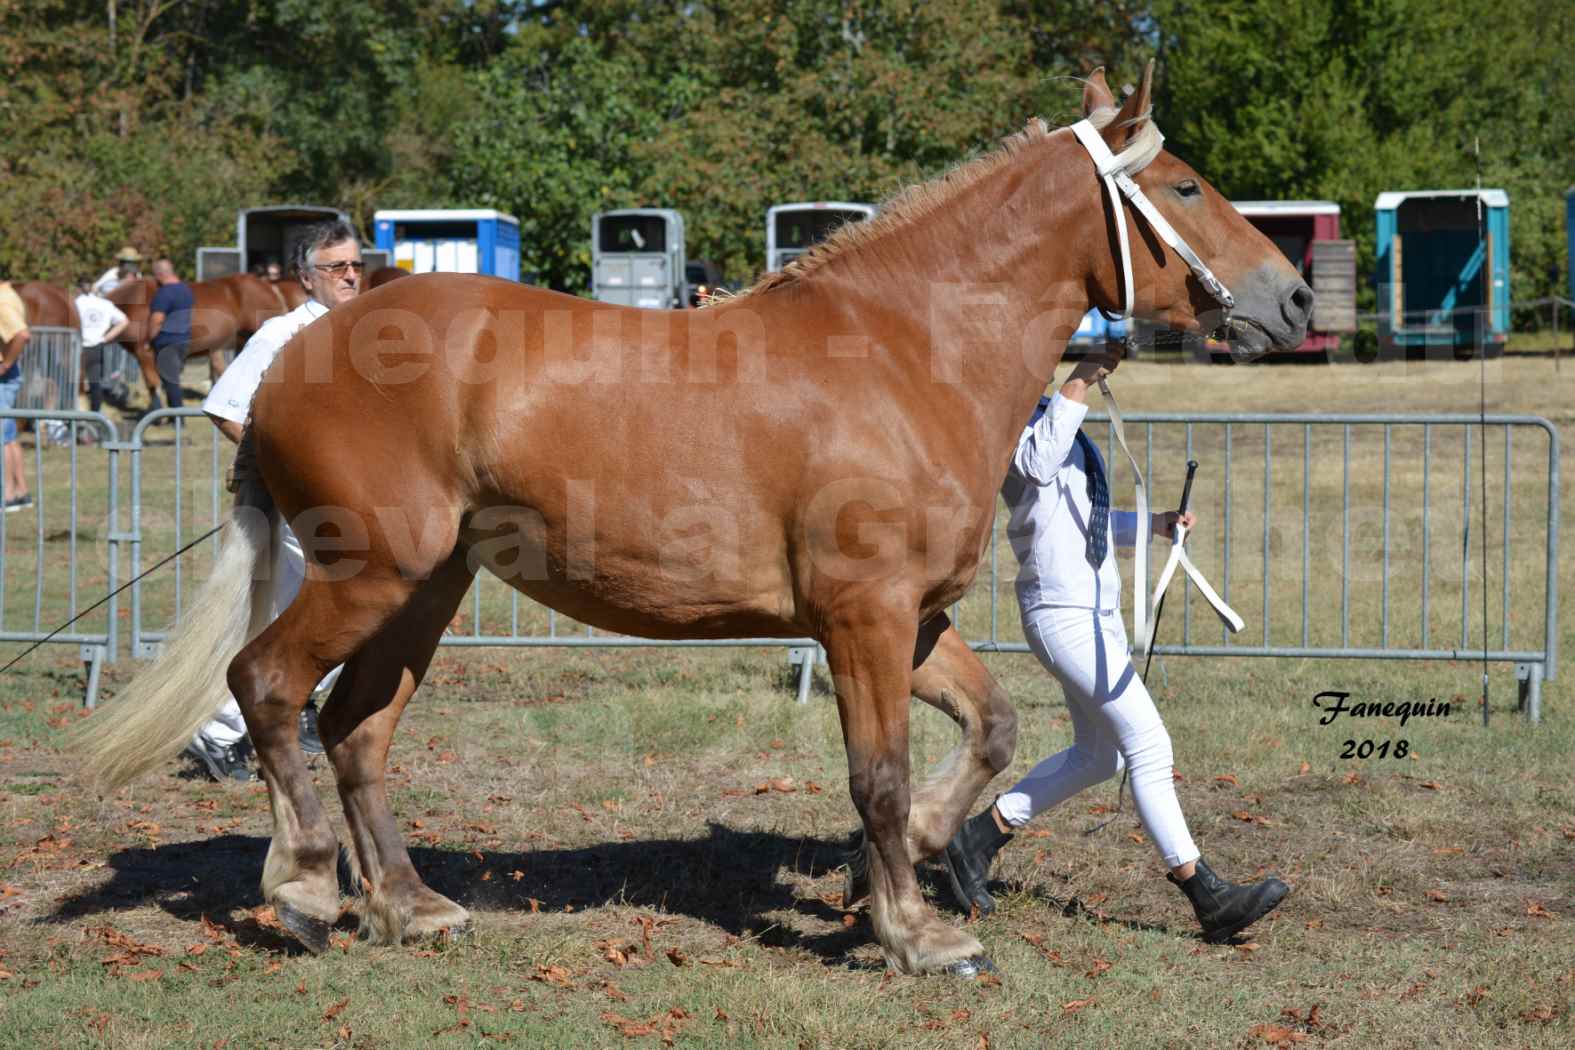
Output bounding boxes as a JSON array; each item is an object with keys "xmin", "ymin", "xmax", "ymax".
[
  {"xmin": 941, "ymin": 805, "xmax": 1014, "ymax": 916},
  {"xmin": 1169, "ymin": 857, "xmax": 1289, "ymax": 943}
]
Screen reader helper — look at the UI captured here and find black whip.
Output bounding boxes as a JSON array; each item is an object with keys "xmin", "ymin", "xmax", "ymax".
[
  {"xmin": 0, "ymin": 523, "xmax": 224, "ymax": 677},
  {"xmin": 1142, "ymin": 459, "xmax": 1199, "ymax": 683}
]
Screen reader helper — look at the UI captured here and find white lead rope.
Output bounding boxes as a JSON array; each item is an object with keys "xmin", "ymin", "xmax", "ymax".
[{"xmin": 1099, "ymin": 378, "xmax": 1244, "ymax": 659}]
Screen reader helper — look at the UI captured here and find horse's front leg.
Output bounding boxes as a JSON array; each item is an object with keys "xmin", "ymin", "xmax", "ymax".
[{"xmin": 825, "ymin": 608, "xmax": 995, "ymax": 976}]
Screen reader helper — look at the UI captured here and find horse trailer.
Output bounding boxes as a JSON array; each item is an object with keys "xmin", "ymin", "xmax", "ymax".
[
  {"xmin": 766, "ymin": 201, "xmax": 877, "ymax": 272},
  {"xmin": 1376, "ymin": 189, "xmax": 1510, "ymax": 356},
  {"xmin": 373, "ymin": 209, "xmax": 520, "ymax": 281},
  {"xmin": 591, "ymin": 209, "xmax": 686, "ymax": 309},
  {"xmin": 195, "ymin": 205, "xmax": 391, "ymax": 282},
  {"xmin": 1565, "ymin": 186, "xmax": 1574, "ymax": 306},
  {"xmin": 1134, "ymin": 200, "xmax": 1354, "ymax": 359}
]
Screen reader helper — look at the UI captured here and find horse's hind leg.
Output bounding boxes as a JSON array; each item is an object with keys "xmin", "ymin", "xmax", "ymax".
[
  {"xmin": 825, "ymin": 611, "xmax": 990, "ymax": 975},
  {"xmin": 905, "ymin": 616, "xmax": 1017, "ymax": 861},
  {"xmin": 845, "ymin": 615, "xmax": 1017, "ymax": 905},
  {"xmin": 321, "ymin": 551, "xmax": 476, "ymax": 945},
  {"xmin": 228, "ymin": 570, "xmax": 423, "ymax": 953}
]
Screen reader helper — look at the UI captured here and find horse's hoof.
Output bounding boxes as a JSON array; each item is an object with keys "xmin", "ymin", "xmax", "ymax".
[
  {"xmin": 942, "ymin": 954, "xmax": 999, "ymax": 979},
  {"xmin": 275, "ymin": 902, "xmax": 331, "ymax": 955}
]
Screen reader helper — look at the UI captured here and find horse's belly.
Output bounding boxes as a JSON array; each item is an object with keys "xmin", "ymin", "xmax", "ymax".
[{"xmin": 459, "ymin": 510, "xmax": 801, "ymax": 640}]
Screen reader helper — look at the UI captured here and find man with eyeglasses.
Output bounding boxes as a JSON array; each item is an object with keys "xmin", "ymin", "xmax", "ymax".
[{"xmin": 187, "ymin": 220, "xmax": 364, "ymax": 780}]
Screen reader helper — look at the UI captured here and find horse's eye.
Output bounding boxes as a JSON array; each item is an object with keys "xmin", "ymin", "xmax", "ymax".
[{"xmin": 1176, "ymin": 179, "xmax": 1201, "ymax": 198}]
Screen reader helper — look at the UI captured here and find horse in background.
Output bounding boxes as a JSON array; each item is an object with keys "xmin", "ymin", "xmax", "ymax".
[
  {"xmin": 366, "ymin": 265, "xmax": 410, "ymax": 290},
  {"xmin": 17, "ymin": 281, "xmax": 80, "ymax": 329},
  {"xmin": 107, "ymin": 273, "xmax": 293, "ymax": 407}
]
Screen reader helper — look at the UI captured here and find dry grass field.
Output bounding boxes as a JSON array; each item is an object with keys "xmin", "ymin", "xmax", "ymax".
[{"xmin": 0, "ymin": 350, "xmax": 1571, "ymax": 1048}]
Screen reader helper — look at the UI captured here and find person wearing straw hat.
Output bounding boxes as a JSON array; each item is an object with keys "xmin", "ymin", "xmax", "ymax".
[
  {"xmin": 940, "ymin": 351, "xmax": 1290, "ymax": 944},
  {"xmin": 92, "ymin": 246, "xmax": 144, "ymax": 297}
]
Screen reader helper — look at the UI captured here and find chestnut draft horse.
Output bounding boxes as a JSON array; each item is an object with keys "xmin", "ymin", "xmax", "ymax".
[
  {"xmin": 17, "ymin": 282, "xmax": 80, "ymax": 329},
  {"xmin": 107, "ymin": 273, "xmax": 294, "ymax": 403},
  {"xmin": 75, "ymin": 68, "xmax": 1311, "ymax": 975}
]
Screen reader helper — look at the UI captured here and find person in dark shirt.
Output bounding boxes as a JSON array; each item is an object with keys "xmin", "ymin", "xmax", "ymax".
[{"xmin": 147, "ymin": 258, "xmax": 195, "ymax": 409}]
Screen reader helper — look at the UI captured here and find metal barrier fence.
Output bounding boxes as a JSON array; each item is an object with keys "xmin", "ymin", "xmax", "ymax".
[
  {"xmin": 1023, "ymin": 412, "xmax": 1560, "ymax": 723},
  {"xmin": 17, "ymin": 326, "xmax": 82, "ymax": 415},
  {"xmin": 0, "ymin": 407, "xmax": 1560, "ymax": 721},
  {"xmin": 0, "ymin": 409, "xmax": 121, "ymax": 704}
]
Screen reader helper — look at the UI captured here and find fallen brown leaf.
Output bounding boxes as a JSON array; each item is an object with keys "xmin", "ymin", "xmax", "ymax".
[
  {"xmin": 1062, "ymin": 998, "xmax": 1096, "ymax": 1014},
  {"xmin": 322, "ymin": 997, "xmax": 349, "ymax": 1022},
  {"xmin": 1248, "ymin": 1023, "xmax": 1307, "ymax": 1046}
]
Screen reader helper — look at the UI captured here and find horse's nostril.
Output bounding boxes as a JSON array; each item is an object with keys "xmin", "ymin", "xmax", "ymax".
[{"xmin": 1288, "ymin": 283, "xmax": 1314, "ymax": 322}]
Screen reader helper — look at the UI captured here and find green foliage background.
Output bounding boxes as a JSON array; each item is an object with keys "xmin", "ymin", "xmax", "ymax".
[{"xmin": 1, "ymin": 0, "xmax": 1570, "ymax": 311}]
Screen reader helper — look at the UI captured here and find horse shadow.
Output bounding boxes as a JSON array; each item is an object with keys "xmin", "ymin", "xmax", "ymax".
[{"xmin": 45, "ymin": 823, "xmax": 875, "ymax": 962}]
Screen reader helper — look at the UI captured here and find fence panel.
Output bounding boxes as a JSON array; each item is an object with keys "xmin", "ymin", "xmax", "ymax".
[
  {"xmin": 120, "ymin": 410, "xmax": 1559, "ymax": 721},
  {"xmin": 949, "ymin": 413, "xmax": 1559, "ymax": 722},
  {"xmin": 0, "ymin": 409, "xmax": 122, "ymax": 705}
]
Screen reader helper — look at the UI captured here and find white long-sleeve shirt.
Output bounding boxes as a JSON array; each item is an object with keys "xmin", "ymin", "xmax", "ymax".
[
  {"xmin": 1003, "ymin": 393, "xmax": 1142, "ymax": 613},
  {"xmin": 203, "ymin": 299, "xmax": 328, "ymax": 424}
]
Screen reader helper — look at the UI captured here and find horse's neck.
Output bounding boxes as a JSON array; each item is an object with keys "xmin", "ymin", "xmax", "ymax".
[{"xmin": 805, "ymin": 136, "xmax": 1100, "ymax": 469}]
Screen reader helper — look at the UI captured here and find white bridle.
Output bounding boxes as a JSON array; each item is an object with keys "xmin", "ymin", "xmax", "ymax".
[
  {"xmin": 1067, "ymin": 118, "xmax": 1245, "ymax": 662},
  {"xmin": 1068, "ymin": 119, "xmax": 1236, "ymax": 325}
]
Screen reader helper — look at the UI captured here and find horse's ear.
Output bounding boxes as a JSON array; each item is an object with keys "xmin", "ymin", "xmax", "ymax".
[
  {"xmin": 1081, "ymin": 67, "xmax": 1116, "ymax": 117},
  {"xmin": 1104, "ymin": 59, "xmax": 1156, "ymax": 150}
]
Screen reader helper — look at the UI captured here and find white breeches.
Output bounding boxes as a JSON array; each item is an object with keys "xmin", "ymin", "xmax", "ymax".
[
  {"xmin": 197, "ymin": 520, "xmax": 341, "ymax": 749},
  {"xmin": 996, "ymin": 605, "xmax": 1200, "ymax": 869}
]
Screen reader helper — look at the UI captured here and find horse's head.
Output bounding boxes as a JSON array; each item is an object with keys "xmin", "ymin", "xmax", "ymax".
[{"xmin": 1078, "ymin": 64, "xmax": 1312, "ymax": 359}]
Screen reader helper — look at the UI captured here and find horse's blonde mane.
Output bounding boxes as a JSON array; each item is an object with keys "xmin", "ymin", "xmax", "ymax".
[{"xmin": 732, "ymin": 104, "xmax": 1164, "ymax": 299}]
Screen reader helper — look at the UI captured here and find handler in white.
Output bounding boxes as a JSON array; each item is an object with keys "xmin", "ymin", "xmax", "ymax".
[
  {"xmin": 183, "ymin": 220, "xmax": 364, "ymax": 782},
  {"xmin": 74, "ymin": 281, "xmax": 129, "ymax": 416},
  {"xmin": 942, "ymin": 350, "xmax": 1290, "ymax": 944}
]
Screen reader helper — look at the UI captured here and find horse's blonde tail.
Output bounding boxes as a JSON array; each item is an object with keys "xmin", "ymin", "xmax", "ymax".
[{"xmin": 69, "ymin": 474, "xmax": 276, "ymax": 792}]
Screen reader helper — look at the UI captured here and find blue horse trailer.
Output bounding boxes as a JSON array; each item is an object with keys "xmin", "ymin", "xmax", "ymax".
[
  {"xmin": 373, "ymin": 209, "xmax": 521, "ymax": 280},
  {"xmin": 1070, "ymin": 310, "xmax": 1128, "ymax": 348},
  {"xmin": 1375, "ymin": 189, "xmax": 1509, "ymax": 355}
]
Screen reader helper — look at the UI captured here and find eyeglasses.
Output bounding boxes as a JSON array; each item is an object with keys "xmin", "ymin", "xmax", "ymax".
[{"xmin": 311, "ymin": 261, "xmax": 366, "ymax": 277}]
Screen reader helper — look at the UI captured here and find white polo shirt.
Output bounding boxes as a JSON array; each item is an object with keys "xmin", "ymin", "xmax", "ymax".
[
  {"xmin": 203, "ymin": 299, "xmax": 328, "ymax": 424},
  {"xmin": 74, "ymin": 294, "xmax": 128, "ymax": 348},
  {"xmin": 1003, "ymin": 393, "xmax": 1141, "ymax": 614}
]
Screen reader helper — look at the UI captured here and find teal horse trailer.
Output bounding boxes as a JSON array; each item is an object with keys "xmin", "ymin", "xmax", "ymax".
[
  {"xmin": 592, "ymin": 209, "xmax": 686, "ymax": 309},
  {"xmin": 1375, "ymin": 189, "xmax": 1509, "ymax": 356}
]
